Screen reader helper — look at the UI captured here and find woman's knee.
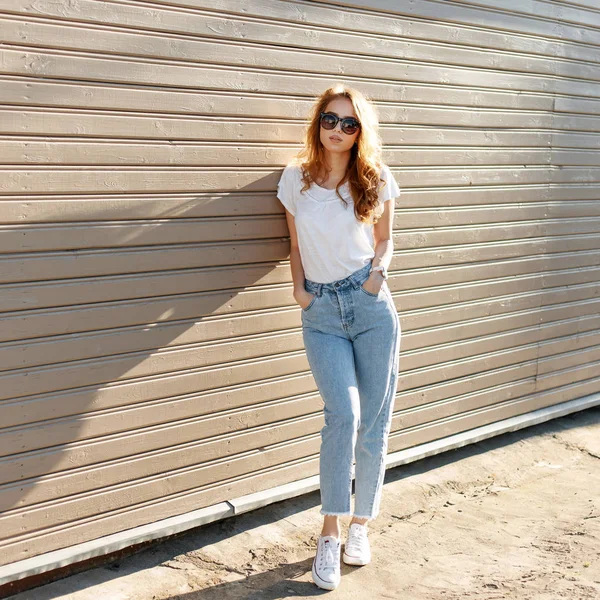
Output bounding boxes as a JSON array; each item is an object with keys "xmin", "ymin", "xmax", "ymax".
[{"xmin": 325, "ymin": 410, "xmax": 359, "ymax": 433}]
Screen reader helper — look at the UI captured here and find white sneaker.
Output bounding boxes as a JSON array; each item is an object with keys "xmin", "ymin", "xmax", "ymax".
[
  {"xmin": 343, "ymin": 522, "xmax": 371, "ymax": 565},
  {"xmin": 311, "ymin": 535, "xmax": 341, "ymax": 590}
]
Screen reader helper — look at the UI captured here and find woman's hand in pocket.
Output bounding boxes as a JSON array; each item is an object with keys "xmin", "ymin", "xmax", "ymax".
[
  {"xmin": 361, "ymin": 272, "xmax": 384, "ymax": 295},
  {"xmin": 294, "ymin": 289, "xmax": 316, "ymax": 310}
]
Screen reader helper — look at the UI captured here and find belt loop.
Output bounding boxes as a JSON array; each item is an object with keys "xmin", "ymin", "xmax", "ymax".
[{"xmin": 317, "ymin": 283, "xmax": 323, "ymax": 297}]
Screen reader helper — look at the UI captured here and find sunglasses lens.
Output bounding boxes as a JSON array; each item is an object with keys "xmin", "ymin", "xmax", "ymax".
[
  {"xmin": 342, "ymin": 120, "xmax": 360, "ymax": 134},
  {"xmin": 320, "ymin": 114, "xmax": 336, "ymax": 130}
]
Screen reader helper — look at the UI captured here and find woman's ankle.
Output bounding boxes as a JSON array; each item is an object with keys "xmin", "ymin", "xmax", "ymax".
[
  {"xmin": 320, "ymin": 530, "xmax": 340, "ymax": 539},
  {"xmin": 321, "ymin": 514, "xmax": 341, "ymax": 538}
]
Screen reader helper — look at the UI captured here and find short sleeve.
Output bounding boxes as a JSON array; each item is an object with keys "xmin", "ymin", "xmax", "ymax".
[
  {"xmin": 378, "ymin": 164, "xmax": 400, "ymax": 204},
  {"xmin": 276, "ymin": 165, "xmax": 298, "ymax": 217}
]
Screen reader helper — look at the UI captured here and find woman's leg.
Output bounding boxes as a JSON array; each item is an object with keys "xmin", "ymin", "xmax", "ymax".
[
  {"xmin": 351, "ymin": 290, "xmax": 401, "ymax": 520},
  {"xmin": 302, "ymin": 325, "xmax": 360, "ymax": 520}
]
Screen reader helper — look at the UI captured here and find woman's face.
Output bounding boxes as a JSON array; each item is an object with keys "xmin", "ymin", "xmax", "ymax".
[{"xmin": 319, "ymin": 97, "xmax": 359, "ymax": 155}]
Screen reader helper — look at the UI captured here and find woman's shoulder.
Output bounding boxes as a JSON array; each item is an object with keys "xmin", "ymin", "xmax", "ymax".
[
  {"xmin": 379, "ymin": 163, "xmax": 393, "ymax": 178},
  {"xmin": 283, "ymin": 161, "xmax": 304, "ymax": 177},
  {"xmin": 377, "ymin": 163, "xmax": 401, "ymax": 200}
]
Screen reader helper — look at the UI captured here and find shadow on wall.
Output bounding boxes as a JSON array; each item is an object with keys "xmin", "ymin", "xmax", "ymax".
[{"xmin": 0, "ymin": 168, "xmax": 324, "ymax": 564}]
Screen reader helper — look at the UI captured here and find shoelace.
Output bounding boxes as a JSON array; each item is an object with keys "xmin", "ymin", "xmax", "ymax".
[
  {"xmin": 318, "ymin": 538, "xmax": 339, "ymax": 573},
  {"xmin": 346, "ymin": 525, "xmax": 368, "ymax": 554}
]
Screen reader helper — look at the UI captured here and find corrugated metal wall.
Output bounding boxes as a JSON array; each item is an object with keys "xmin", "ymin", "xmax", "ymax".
[{"xmin": 1, "ymin": 0, "xmax": 599, "ymax": 567}]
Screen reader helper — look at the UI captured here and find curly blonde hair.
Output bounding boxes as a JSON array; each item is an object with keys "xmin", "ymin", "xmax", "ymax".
[{"xmin": 292, "ymin": 83, "xmax": 387, "ymax": 224}]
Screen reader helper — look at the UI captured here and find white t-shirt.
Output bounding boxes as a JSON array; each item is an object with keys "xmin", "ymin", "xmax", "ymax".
[{"xmin": 276, "ymin": 163, "xmax": 400, "ymax": 283}]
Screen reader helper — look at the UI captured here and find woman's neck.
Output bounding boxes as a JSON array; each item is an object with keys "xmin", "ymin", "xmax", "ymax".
[{"xmin": 317, "ymin": 151, "xmax": 351, "ymax": 187}]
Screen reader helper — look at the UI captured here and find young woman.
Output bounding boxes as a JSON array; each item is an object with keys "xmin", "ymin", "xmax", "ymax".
[{"xmin": 276, "ymin": 84, "xmax": 401, "ymax": 591}]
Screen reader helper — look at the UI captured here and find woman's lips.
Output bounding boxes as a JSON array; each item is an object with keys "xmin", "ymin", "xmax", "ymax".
[{"xmin": 329, "ymin": 136, "xmax": 342, "ymax": 142}]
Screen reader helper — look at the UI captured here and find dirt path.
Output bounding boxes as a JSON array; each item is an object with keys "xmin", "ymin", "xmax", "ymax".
[{"xmin": 9, "ymin": 406, "xmax": 600, "ymax": 599}]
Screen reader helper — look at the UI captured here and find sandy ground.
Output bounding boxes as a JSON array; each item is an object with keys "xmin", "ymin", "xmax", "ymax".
[{"xmin": 7, "ymin": 405, "xmax": 600, "ymax": 600}]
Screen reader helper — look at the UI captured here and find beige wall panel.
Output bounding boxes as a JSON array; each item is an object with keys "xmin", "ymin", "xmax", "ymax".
[
  {"xmin": 387, "ymin": 376, "xmax": 600, "ymax": 457},
  {"xmin": 0, "ymin": 456, "xmax": 321, "ymax": 565},
  {"xmin": 0, "ymin": 77, "xmax": 554, "ymax": 113},
  {"xmin": 4, "ymin": 12, "xmax": 600, "ymax": 83},
  {"xmin": 0, "ymin": 262, "xmax": 296, "ymax": 311},
  {"xmin": 2, "ymin": 0, "xmax": 598, "ymax": 72},
  {"xmin": 0, "ymin": 219, "xmax": 287, "ymax": 253},
  {"xmin": 329, "ymin": 0, "xmax": 600, "ymax": 43},
  {"xmin": 4, "ymin": 0, "xmax": 597, "ymax": 61},
  {"xmin": 1, "ymin": 0, "xmax": 600, "ymax": 571},
  {"xmin": 0, "ymin": 331, "xmax": 308, "ymax": 400},
  {"xmin": 7, "ymin": 130, "xmax": 583, "ymax": 168},
  {"xmin": 537, "ymin": 339, "xmax": 600, "ymax": 378},
  {"xmin": 0, "ymin": 18, "xmax": 559, "ymax": 80},
  {"xmin": 1, "ymin": 392, "xmax": 322, "ymax": 462},
  {"xmin": 446, "ymin": 0, "xmax": 600, "ymax": 27},
  {"xmin": 0, "ymin": 167, "xmax": 557, "ymax": 196},
  {"xmin": 0, "ymin": 251, "xmax": 554, "ymax": 313},
  {"xmin": 2, "ymin": 424, "xmax": 317, "ymax": 509},
  {"xmin": 4, "ymin": 198, "xmax": 584, "ymax": 255},
  {"xmin": 398, "ymin": 364, "xmax": 537, "ymax": 416},
  {"xmin": 7, "ymin": 47, "xmax": 595, "ymax": 100},
  {"xmin": 0, "ymin": 109, "xmax": 564, "ymax": 140},
  {"xmin": 0, "ymin": 321, "xmax": 305, "ymax": 374},
  {"xmin": 403, "ymin": 283, "xmax": 599, "ymax": 332},
  {"xmin": 0, "ymin": 288, "xmax": 302, "ymax": 343},
  {"xmin": 2, "ymin": 359, "xmax": 538, "ymax": 470},
  {"xmin": 0, "ymin": 184, "xmax": 591, "ymax": 226},
  {"xmin": 404, "ymin": 185, "xmax": 600, "ymax": 207},
  {"xmin": 553, "ymin": 114, "xmax": 600, "ymax": 132},
  {"xmin": 0, "ymin": 425, "xmax": 324, "ymax": 535},
  {"xmin": 0, "ymin": 189, "xmax": 564, "ymax": 234},
  {"xmin": 552, "ymin": 133, "xmax": 600, "ymax": 148},
  {"xmin": 390, "ymin": 329, "xmax": 600, "ymax": 420},
  {"xmin": 0, "ymin": 210, "xmax": 578, "ymax": 259},
  {"xmin": 1, "ymin": 295, "xmax": 594, "ymax": 429},
  {"xmin": 1, "ymin": 142, "xmax": 561, "ymax": 166},
  {"xmin": 555, "ymin": 97, "xmax": 600, "ymax": 115},
  {"xmin": 0, "ymin": 193, "xmax": 277, "ymax": 224},
  {"xmin": 0, "ymin": 368, "xmax": 318, "ymax": 430}
]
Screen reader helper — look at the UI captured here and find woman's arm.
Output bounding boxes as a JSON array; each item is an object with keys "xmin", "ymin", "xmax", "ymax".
[
  {"xmin": 369, "ymin": 196, "xmax": 395, "ymax": 284},
  {"xmin": 284, "ymin": 208, "xmax": 313, "ymax": 304}
]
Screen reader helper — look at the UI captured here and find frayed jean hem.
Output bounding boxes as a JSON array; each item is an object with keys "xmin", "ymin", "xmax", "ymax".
[
  {"xmin": 352, "ymin": 513, "xmax": 375, "ymax": 520},
  {"xmin": 320, "ymin": 510, "xmax": 352, "ymax": 516}
]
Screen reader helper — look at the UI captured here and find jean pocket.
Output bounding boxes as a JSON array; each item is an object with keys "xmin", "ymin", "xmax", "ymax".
[
  {"xmin": 302, "ymin": 293, "xmax": 318, "ymax": 312},
  {"xmin": 359, "ymin": 282, "xmax": 381, "ymax": 298}
]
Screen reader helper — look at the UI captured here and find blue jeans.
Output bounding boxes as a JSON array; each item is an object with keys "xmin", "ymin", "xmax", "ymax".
[{"xmin": 301, "ymin": 260, "xmax": 401, "ymax": 520}]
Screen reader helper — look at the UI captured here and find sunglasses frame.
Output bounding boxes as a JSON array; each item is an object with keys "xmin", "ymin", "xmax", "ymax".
[{"xmin": 319, "ymin": 111, "xmax": 361, "ymax": 135}]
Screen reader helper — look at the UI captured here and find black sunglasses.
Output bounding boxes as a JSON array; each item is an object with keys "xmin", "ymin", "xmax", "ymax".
[{"xmin": 319, "ymin": 111, "xmax": 361, "ymax": 135}]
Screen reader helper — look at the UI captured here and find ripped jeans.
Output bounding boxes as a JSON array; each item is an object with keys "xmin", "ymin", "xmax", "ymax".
[{"xmin": 301, "ymin": 259, "xmax": 401, "ymax": 520}]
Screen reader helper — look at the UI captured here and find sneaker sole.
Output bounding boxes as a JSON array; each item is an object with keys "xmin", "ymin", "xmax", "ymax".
[
  {"xmin": 342, "ymin": 551, "xmax": 370, "ymax": 566},
  {"xmin": 311, "ymin": 560, "xmax": 340, "ymax": 590}
]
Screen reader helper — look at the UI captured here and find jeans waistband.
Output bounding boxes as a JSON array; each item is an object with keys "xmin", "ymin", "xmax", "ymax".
[{"xmin": 304, "ymin": 260, "xmax": 373, "ymax": 297}]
